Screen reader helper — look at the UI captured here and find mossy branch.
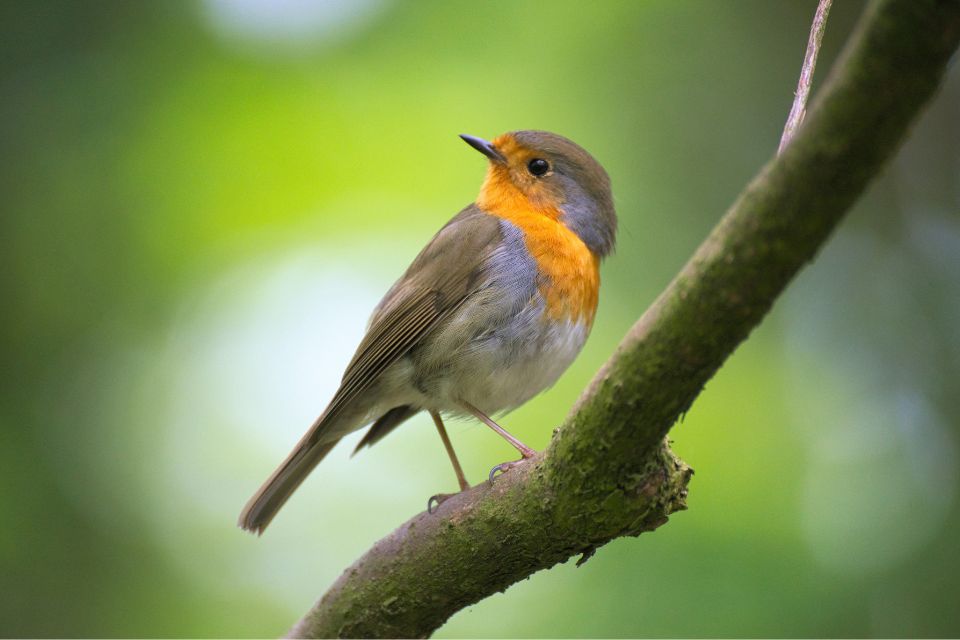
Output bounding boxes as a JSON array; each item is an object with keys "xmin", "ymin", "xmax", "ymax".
[{"xmin": 288, "ymin": 1, "xmax": 960, "ymax": 637}]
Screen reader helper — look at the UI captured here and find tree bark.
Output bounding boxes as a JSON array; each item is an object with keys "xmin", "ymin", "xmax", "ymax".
[{"xmin": 288, "ymin": 0, "xmax": 960, "ymax": 637}]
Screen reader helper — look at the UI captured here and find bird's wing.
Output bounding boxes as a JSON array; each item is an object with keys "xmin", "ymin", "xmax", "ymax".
[
  {"xmin": 351, "ymin": 405, "xmax": 418, "ymax": 455},
  {"xmin": 309, "ymin": 205, "xmax": 502, "ymax": 443},
  {"xmin": 237, "ymin": 207, "xmax": 502, "ymax": 533}
]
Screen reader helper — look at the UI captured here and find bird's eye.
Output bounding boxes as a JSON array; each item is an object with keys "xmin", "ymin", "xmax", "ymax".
[{"xmin": 527, "ymin": 158, "xmax": 550, "ymax": 177}]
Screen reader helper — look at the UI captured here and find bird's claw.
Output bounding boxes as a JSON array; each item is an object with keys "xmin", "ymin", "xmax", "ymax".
[
  {"xmin": 427, "ymin": 492, "xmax": 455, "ymax": 514},
  {"xmin": 488, "ymin": 457, "xmax": 529, "ymax": 483}
]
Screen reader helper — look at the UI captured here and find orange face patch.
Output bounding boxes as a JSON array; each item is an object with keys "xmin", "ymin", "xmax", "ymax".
[
  {"xmin": 475, "ymin": 135, "xmax": 600, "ymax": 326},
  {"xmin": 476, "ymin": 135, "xmax": 561, "ymax": 217}
]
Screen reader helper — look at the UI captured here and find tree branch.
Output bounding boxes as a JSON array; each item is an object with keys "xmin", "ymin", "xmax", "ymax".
[
  {"xmin": 779, "ymin": 0, "xmax": 833, "ymax": 153},
  {"xmin": 289, "ymin": 1, "xmax": 960, "ymax": 637}
]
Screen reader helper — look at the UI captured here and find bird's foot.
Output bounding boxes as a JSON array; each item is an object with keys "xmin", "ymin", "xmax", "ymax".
[
  {"xmin": 488, "ymin": 450, "xmax": 535, "ymax": 483},
  {"xmin": 427, "ymin": 492, "xmax": 457, "ymax": 514}
]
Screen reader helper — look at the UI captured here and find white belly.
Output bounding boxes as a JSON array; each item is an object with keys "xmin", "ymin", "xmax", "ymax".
[
  {"xmin": 382, "ymin": 290, "xmax": 591, "ymax": 417},
  {"xmin": 448, "ymin": 318, "xmax": 588, "ymax": 414}
]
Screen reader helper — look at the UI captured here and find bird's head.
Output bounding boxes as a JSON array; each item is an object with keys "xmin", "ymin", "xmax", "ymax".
[{"xmin": 462, "ymin": 130, "xmax": 617, "ymax": 258}]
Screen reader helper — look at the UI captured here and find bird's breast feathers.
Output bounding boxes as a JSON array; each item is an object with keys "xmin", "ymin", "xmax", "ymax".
[{"xmin": 483, "ymin": 205, "xmax": 600, "ymax": 328}]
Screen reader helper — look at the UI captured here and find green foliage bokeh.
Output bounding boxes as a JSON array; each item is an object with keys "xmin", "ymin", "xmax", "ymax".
[{"xmin": 2, "ymin": 1, "xmax": 959, "ymax": 636}]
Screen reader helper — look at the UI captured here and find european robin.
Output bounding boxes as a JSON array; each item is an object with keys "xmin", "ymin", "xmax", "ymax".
[{"xmin": 239, "ymin": 130, "xmax": 616, "ymax": 534}]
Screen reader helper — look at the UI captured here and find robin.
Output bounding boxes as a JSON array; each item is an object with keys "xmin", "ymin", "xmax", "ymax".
[{"xmin": 239, "ymin": 130, "xmax": 617, "ymax": 534}]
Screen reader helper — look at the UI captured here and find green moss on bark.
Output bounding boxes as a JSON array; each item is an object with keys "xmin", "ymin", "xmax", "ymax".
[{"xmin": 290, "ymin": 443, "xmax": 690, "ymax": 638}]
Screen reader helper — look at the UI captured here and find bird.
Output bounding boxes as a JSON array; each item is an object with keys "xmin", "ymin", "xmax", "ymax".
[{"xmin": 239, "ymin": 130, "xmax": 616, "ymax": 534}]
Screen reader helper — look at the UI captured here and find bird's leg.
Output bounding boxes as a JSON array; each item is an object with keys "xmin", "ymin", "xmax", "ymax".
[
  {"xmin": 431, "ymin": 411, "xmax": 470, "ymax": 491},
  {"xmin": 461, "ymin": 401, "xmax": 536, "ymax": 457},
  {"xmin": 427, "ymin": 411, "xmax": 470, "ymax": 514},
  {"xmin": 459, "ymin": 400, "xmax": 536, "ymax": 482}
]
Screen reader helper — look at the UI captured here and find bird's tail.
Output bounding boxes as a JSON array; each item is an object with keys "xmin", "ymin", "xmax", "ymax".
[{"xmin": 238, "ymin": 434, "xmax": 340, "ymax": 535}]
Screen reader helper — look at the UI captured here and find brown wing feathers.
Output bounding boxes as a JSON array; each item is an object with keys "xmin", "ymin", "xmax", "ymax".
[{"xmin": 238, "ymin": 207, "xmax": 501, "ymax": 533}]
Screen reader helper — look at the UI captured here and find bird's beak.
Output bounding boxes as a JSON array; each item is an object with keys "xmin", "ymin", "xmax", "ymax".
[{"xmin": 459, "ymin": 134, "xmax": 507, "ymax": 165}]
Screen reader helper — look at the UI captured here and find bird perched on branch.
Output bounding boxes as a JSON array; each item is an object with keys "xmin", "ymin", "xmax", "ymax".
[{"xmin": 239, "ymin": 130, "xmax": 617, "ymax": 534}]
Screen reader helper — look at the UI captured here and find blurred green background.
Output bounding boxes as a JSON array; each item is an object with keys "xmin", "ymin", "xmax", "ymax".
[{"xmin": 2, "ymin": 0, "xmax": 959, "ymax": 637}]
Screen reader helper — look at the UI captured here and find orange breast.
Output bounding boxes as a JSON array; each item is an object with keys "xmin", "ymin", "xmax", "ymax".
[{"xmin": 477, "ymin": 171, "xmax": 600, "ymax": 326}]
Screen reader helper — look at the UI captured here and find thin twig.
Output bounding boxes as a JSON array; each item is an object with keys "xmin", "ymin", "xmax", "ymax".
[{"xmin": 779, "ymin": 0, "xmax": 833, "ymax": 153}]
